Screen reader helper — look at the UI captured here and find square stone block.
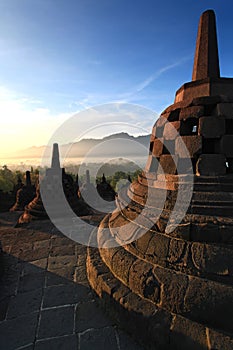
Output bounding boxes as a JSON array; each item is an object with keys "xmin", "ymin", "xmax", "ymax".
[
  {"xmin": 159, "ymin": 155, "xmax": 178, "ymax": 175},
  {"xmin": 192, "ymin": 95, "xmax": 222, "ymax": 106},
  {"xmin": 152, "ymin": 138, "xmax": 164, "ymax": 157},
  {"xmin": 198, "ymin": 117, "xmax": 225, "ymax": 138},
  {"xmin": 164, "ymin": 121, "xmax": 180, "ymax": 140},
  {"xmin": 196, "ymin": 154, "xmax": 226, "ymax": 176},
  {"xmin": 179, "ymin": 106, "xmax": 204, "ymax": 120},
  {"xmin": 214, "ymin": 103, "xmax": 233, "ymax": 118},
  {"xmin": 175, "ymin": 136, "xmax": 202, "ymax": 158},
  {"xmin": 220, "ymin": 135, "xmax": 233, "ymax": 157}
]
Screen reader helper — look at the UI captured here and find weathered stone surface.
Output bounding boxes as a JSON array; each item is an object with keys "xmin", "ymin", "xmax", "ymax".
[
  {"xmin": 198, "ymin": 116, "xmax": 225, "ymax": 138},
  {"xmin": 43, "ymin": 284, "xmax": 89, "ymax": 308},
  {"xmin": 0, "ymin": 312, "xmax": 39, "ymax": 350},
  {"xmin": 163, "ymin": 121, "xmax": 180, "ymax": 140},
  {"xmin": 111, "ymin": 249, "xmax": 136, "ymax": 285},
  {"xmin": 170, "ymin": 315, "xmax": 208, "ymax": 350},
  {"xmin": 38, "ymin": 306, "xmax": 75, "ymax": 339},
  {"xmin": 75, "ymin": 300, "xmax": 113, "ymax": 332},
  {"xmin": 152, "ymin": 138, "xmax": 164, "ymax": 157},
  {"xmin": 135, "ymin": 231, "xmax": 153, "ymax": 255},
  {"xmin": 146, "ymin": 233, "xmax": 170, "ymax": 266},
  {"xmin": 79, "ymin": 327, "xmax": 118, "ymax": 350},
  {"xmin": 220, "ymin": 135, "xmax": 233, "ymax": 157},
  {"xmin": 35, "ymin": 335, "xmax": 78, "ymax": 350},
  {"xmin": 129, "ymin": 260, "xmax": 160, "ymax": 303},
  {"xmin": 192, "ymin": 95, "xmax": 222, "ymax": 106},
  {"xmin": 214, "ymin": 102, "xmax": 233, "ymax": 118},
  {"xmin": 196, "ymin": 154, "xmax": 226, "ymax": 176},
  {"xmin": 153, "ymin": 266, "xmax": 189, "ymax": 313},
  {"xmin": 18, "ymin": 272, "xmax": 46, "ymax": 293},
  {"xmin": 190, "ymin": 222, "xmax": 220, "ymax": 242},
  {"xmin": 168, "ymin": 239, "xmax": 187, "ymax": 265},
  {"xmin": 192, "ymin": 10, "xmax": 220, "ymax": 81},
  {"xmin": 191, "ymin": 242, "xmax": 233, "ymax": 276},
  {"xmin": 184, "ymin": 276, "xmax": 233, "ymax": 331},
  {"xmin": 7, "ymin": 289, "xmax": 43, "ymax": 319},
  {"xmin": 179, "ymin": 106, "xmax": 204, "ymax": 120},
  {"xmin": 175, "ymin": 135, "xmax": 202, "ymax": 158},
  {"xmin": 48, "ymin": 255, "xmax": 76, "ymax": 270},
  {"xmin": 159, "ymin": 155, "xmax": 178, "ymax": 174},
  {"xmin": 207, "ymin": 328, "xmax": 233, "ymax": 350}
]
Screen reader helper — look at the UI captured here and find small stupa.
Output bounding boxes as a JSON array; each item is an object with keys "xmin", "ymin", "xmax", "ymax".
[
  {"xmin": 18, "ymin": 143, "xmax": 90, "ymax": 223},
  {"xmin": 10, "ymin": 171, "xmax": 36, "ymax": 212},
  {"xmin": 12, "ymin": 175, "xmax": 23, "ymax": 196},
  {"xmin": 78, "ymin": 170, "xmax": 97, "ymax": 205},
  {"xmin": 87, "ymin": 10, "xmax": 233, "ymax": 349},
  {"xmin": 96, "ymin": 174, "xmax": 116, "ymax": 202}
]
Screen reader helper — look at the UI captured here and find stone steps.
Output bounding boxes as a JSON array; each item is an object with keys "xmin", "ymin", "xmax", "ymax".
[{"xmin": 87, "ymin": 235, "xmax": 233, "ymax": 350}]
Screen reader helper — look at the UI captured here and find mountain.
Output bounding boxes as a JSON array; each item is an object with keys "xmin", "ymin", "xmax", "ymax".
[{"xmin": 10, "ymin": 133, "xmax": 151, "ymax": 159}]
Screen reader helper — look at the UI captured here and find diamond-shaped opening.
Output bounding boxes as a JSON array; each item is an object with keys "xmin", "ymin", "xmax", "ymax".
[
  {"xmin": 167, "ymin": 109, "xmax": 180, "ymax": 122},
  {"xmin": 180, "ymin": 118, "xmax": 198, "ymax": 136},
  {"xmin": 149, "ymin": 141, "xmax": 154, "ymax": 154}
]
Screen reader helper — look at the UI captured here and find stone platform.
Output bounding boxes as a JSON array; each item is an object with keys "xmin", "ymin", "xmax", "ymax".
[{"xmin": 0, "ymin": 212, "xmax": 142, "ymax": 350}]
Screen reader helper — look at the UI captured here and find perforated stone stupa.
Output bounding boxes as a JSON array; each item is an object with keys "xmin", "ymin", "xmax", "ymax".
[
  {"xmin": 18, "ymin": 143, "xmax": 90, "ymax": 224},
  {"xmin": 10, "ymin": 171, "xmax": 36, "ymax": 212},
  {"xmin": 87, "ymin": 10, "xmax": 233, "ymax": 349}
]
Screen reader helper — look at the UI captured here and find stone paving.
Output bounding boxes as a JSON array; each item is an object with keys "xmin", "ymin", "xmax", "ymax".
[{"xmin": 0, "ymin": 212, "xmax": 143, "ymax": 350}]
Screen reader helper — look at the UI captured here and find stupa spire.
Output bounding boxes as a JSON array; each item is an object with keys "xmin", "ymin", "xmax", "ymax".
[
  {"xmin": 25, "ymin": 171, "xmax": 32, "ymax": 186},
  {"xmin": 51, "ymin": 143, "xmax": 61, "ymax": 169},
  {"xmin": 192, "ymin": 9, "xmax": 220, "ymax": 81}
]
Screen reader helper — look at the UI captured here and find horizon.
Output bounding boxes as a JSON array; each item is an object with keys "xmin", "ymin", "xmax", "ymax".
[{"xmin": 1, "ymin": 1, "xmax": 233, "ymax": 157}]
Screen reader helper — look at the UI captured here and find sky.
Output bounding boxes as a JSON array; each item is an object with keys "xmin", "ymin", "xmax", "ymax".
[{"xmin": 0, "ymin": 0, "xmax": 233, "ymax": 156}]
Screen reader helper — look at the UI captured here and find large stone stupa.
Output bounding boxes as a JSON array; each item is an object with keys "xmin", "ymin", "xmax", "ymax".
[{"xmin": 87, "ymin": 10, "xmax": 233, "ymax": 350}]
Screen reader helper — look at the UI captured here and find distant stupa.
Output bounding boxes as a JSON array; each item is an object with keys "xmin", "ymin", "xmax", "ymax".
[
  {"xmin": 18, "ymin": 143, "xmax": 90, "ymax": 224},
  {"xmin": 87, "ymin": 10, "xmax": 233, "ymax": 349},
  {"xmin": 10, "ymin": 171, "xmax": 36, "ymax": 212}
]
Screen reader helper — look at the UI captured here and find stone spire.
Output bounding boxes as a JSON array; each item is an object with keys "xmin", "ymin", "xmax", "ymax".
[
  {"xmin": 192, "ymin": 9, "xmax": 220, "ymax": 81},
  {"xmin": 25, "ymin": 171, "xmax": 32, "ymax": 186},
  {"xmin": 51, "ymin": 143, "xmax": 61, "ymax": 169}
]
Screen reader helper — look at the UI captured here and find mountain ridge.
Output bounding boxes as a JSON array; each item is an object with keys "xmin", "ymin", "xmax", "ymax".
[{"xmin": 9, "ymin": 132, "xmax": 151, "ymax": 159}]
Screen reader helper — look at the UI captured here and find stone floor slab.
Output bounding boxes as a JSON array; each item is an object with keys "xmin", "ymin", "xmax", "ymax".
[
  {"xmin": 37, "ymin": 305, "xmax": 75, "ymax": 339},
  {"xmin": 0, "ymin": 312, "xmax": 38, "ymax": 350},
  {"xmin": 34, "ymin": 334, "xmax": 77, "ymax": 350},
  {"xmin": 79, "ymin": 326, "xmax": 119, "ymax": 350}
]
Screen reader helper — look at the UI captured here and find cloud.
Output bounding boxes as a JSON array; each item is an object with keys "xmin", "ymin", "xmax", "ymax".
[{"xmin": 117, "ymin": 54, "xmax": 192, "ymax": 102}]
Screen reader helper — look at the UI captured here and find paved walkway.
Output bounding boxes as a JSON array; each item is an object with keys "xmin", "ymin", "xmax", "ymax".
[{"xmin": 0, "ymin": 212, "xmax": 143, "ymax": 350}]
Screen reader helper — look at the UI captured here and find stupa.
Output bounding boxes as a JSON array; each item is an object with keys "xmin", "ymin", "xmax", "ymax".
[
  {"xmin": 12, "ymin": 175, "xmax": 23, "ymax": 196},
  {"xmin": 10, "ymin": 171, "xmax": 36, "ymax": 212},
  {"xmin": 96, "ymin": 174, "xmax": 116, "ymax": 202},
  {"xmin": 18, "ymin": 143, "xmax": 90, "ymax": 223},
  {"xmin": 87, "ymin": 10, "xmax": 233, "ymax": 349}
]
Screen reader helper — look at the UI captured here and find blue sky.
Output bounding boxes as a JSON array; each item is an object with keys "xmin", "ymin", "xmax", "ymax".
[{"xmin": 0, "ymin": 0, "xmax": 233, "ymax": 154}]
